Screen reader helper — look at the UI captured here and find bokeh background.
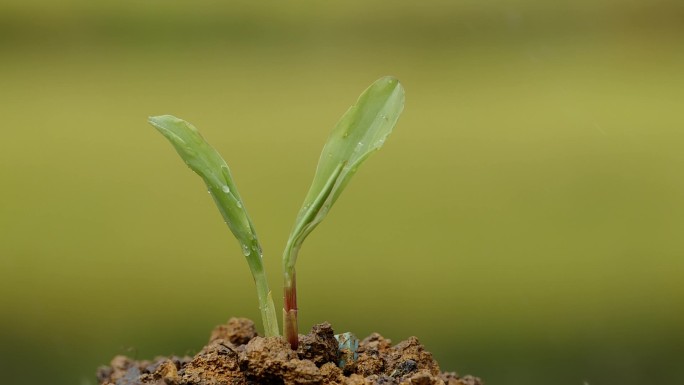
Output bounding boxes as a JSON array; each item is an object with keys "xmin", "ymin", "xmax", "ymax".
[{"xmin": 1, "ymin": 1, "xmax": 683, "ymax": 384}]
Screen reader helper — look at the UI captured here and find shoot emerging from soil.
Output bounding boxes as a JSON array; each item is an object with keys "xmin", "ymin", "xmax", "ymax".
[
  {"xmin": 283, "ymin": 77, "xmax": 405, "ymax": 348},
  {"xmin": 148, "ymin": 76, "xmax": 405, "ymax": 347}
]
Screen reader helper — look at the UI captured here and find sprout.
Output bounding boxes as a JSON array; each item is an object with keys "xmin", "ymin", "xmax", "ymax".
[
  {"xmin": 282, "ymin": 76, "xmax": 405, "ymax": 348},
  {"xmin": 149, "ymin": 76, "xmax": 405, "ymax": 348}
]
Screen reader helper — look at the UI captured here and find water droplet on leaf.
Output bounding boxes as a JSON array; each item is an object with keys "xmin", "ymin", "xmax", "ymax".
[
  {"xmin": 222, "ymin": 185, "xmax": 230, "ymax": 193},
  {"xmin": 241, "ymin": 243, "xmax": 250, "ymax": 256}
]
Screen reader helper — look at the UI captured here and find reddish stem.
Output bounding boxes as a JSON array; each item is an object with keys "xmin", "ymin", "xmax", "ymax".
[{"xmin": 283, "ymin": 272, "xmax": 299, "ymax": 349}]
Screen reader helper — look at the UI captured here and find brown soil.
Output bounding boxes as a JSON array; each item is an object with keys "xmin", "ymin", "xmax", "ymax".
[{"xmin": 97, "ymin": 318, "xmax": 482, "ymax": 385}]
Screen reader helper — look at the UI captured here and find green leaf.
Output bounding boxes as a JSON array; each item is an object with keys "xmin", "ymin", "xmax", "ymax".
[
  {"xmin": 148, "ymin": 115, "xmax": 257, "ymax": 244},
  {"xmin": 283, "ymin": 76, "xmax": 405, "ymax": 271},
  {"xmin": 149, "ymin": 115, "xmax": 279, "ymax": 337}
]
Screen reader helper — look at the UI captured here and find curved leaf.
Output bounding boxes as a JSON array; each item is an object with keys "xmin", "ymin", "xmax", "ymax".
[
  {"xmin": 149, "ymin": 115, "xmax": 279, "ymax": 337},
  {"xmin": 283, "ymin": 76, "xmax": 405, "ymax": 271}
]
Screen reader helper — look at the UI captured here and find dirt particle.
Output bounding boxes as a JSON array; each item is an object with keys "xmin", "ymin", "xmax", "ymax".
[
  {"xmin": 355, "ymin": 333, "xmax": 392, "ymax": 376},
  {"xmin": 360, "ymin": 333, "xmax": 392, "ymax": 353},
  {"xmin": 440, "ymin": 372, "xmax": 484, "ymax": 385},
  {"xmin": 282, "ymin": 359, "xmax": 323, "ymax": 385},
  {"xmin": 152, "ymin": 360, "xmax": 179, "ymax": 384},
  {"xmin": 209, "ymin": 317, "xmax": 257, "ymax": 345},
  {"xmin": 297, "ymin": 322, "xmax": 339, "ymax": 367},
  {"xmin": 406, "ymin": 371, "xmax": 438, "ymax": 385},
  {"xmin": 385, "ymin": 337, "xmax": 440, "ymax": 377},
  {"xmin": 390, "ymin": 359, "xmax": 417, "ymax": 378},
  {"xmin": 181, "ymin": 341, "xmax": 245, "ymax": 384},
  {"xmin": 241, "ymin": 336, "xmax": 296, "ymax": 380},
  {"xmin": 457, "ymin": 375, "xmax": 483, "ymax": 385},
  {"xmin": 320, "ymin": 362, "xmax": 344, "ymax": 383}
]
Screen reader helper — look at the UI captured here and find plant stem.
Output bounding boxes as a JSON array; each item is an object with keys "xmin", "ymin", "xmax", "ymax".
[
  {"xmin": 245, "ymin": 239, "xmax": 280, "ymax": 338},
  {"xmin": 283, "ymin": 269, "xmax": 298, "ymax": 349}
]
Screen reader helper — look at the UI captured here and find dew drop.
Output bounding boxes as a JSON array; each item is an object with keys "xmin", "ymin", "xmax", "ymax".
[
  {"xmin": 236, "ymin": 201, "xmax": 243, "ymax": 208},
  {"xmin": 222, "ymin": 185, "xmax": 230, "ymax": 193},
  {"xmin": 342, "ymin": 131, "xmax": 349, "ymax": 138},
  {"xmin": 241, "ymin": 243, "xmax": 250, "ymax": 256},
  {"xmin": 256, "ymin": 244, "xmax": 264, "ymax": 259}
]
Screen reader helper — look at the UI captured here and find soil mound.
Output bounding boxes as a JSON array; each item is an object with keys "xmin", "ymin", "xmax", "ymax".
[{"xmin": 97, "ymin": 318, "xmax": 482, "ymax": 385}]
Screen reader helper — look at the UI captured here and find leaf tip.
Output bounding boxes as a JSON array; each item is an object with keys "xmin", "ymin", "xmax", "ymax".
[
  {"xmin": 374, "ymin": 76, "xmax": 405, "ymax": 105},
  {"xmin": 148, "ymin": 114, "xmax": 178, "ymax": 127},
  {"xmin": 377, "ymin": 76, "xmax": 402, "ymax": 89}
]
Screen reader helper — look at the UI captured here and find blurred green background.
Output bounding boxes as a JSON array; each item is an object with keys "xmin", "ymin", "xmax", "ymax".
[{"xmin": 1, "ymin": 1, "xmax": 683, "ymax": 384}]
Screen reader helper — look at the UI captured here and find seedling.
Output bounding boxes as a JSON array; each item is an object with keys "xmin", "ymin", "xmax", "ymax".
[{"xmin": 149, "ymin": 76, "xmax": 405, "ymax": 349}]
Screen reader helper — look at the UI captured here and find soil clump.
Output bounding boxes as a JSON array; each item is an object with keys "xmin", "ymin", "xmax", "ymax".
[{"xmin": 97, "ymin": 318, "xmax": 482, "ymax": 385}]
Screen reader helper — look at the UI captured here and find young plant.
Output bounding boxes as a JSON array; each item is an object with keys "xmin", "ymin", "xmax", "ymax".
[
  {"xmin": 149, "ymin": 76, "xmax": 405, "ymax": 348},
  {"xmin": 282, "ymin": 77, "xmax": 404, "ymax": 348}
]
